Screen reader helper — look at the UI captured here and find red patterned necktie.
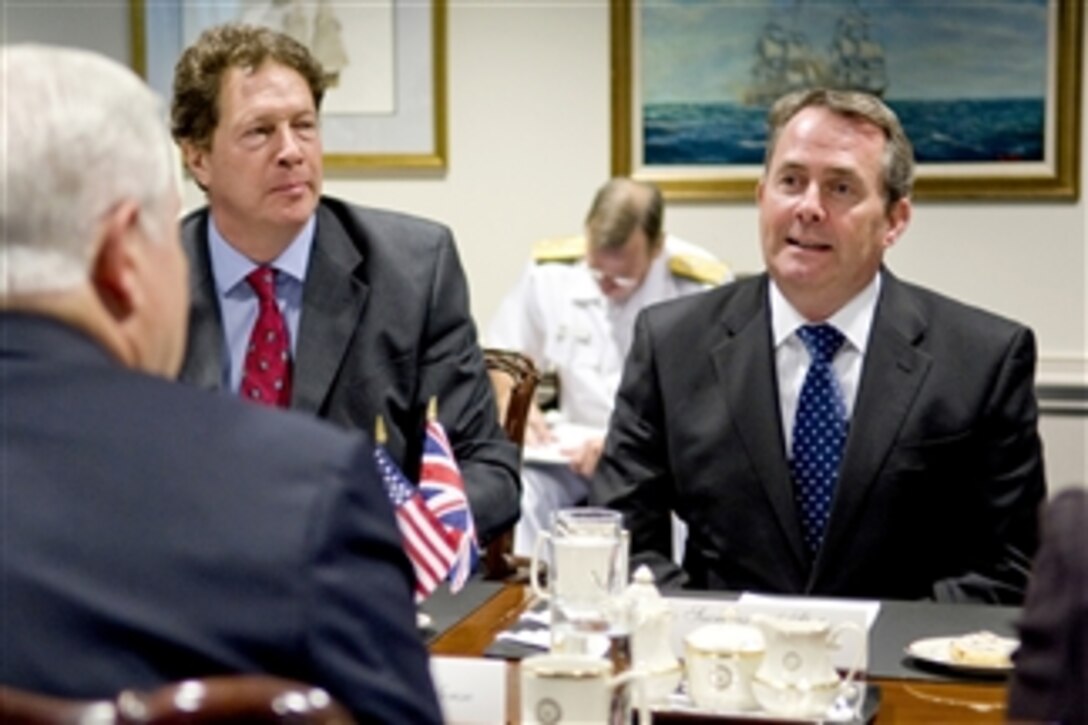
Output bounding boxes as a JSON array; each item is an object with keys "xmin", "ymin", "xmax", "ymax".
[{"xmin": 240, "ymin": 266, "xmax": 292, "ymax": 407}]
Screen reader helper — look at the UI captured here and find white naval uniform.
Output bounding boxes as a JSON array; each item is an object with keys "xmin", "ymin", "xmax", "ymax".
[{"xmin": 487, "ymin": 235, "xmax": 731, "ymax": 558}]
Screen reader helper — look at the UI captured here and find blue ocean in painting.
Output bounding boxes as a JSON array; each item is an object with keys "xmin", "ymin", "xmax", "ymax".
[{"xmin": 643, "ymin": 98, "xmax": 1044, "ymax": 165}]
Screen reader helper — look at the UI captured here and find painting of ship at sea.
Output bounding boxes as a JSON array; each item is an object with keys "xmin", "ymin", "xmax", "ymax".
[{"xmin": 743, "ymin": 3, "xmax": 887, "ymax": 107}]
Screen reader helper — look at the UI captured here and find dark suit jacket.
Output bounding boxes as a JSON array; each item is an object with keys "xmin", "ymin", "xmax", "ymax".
[
  {"xmin": 0, "ymin": 313, "xmax": 442, "ymax": 723},
  {"xmin": 1008, "ymin": 488, "xmax": 1087, "ymax": 723},
  {"xmin": 591, "ymin": 271, "xmax": 1045, "ymax": 603},
  {"xmin": 180, "ymin": 197, "xmax": 520, "ymax": 544}
]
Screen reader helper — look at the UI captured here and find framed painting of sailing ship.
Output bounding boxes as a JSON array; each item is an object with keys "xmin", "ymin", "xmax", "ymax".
[
  {"xmin": 612, "ymin": 0, "xmax": 1081, "ymax": 201},
  {"xmin": 130, "ymin": 0, "xmax": 447, "ymax": 171}
]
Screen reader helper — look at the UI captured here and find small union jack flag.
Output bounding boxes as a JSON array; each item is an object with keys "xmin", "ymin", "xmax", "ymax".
[
  {"xmin": 375, "ymin": 443, "xmax": 458, "ymax": 602},
  {"xmin": 419, "ymin": 417, "xmax": 479, "ymax": 593}
]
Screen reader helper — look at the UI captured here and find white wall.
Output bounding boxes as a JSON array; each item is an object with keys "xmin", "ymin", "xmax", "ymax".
[
  {"xmin": 1, "ymin": 1, "xmax": 131, "ymax": 54},
  {"xmin": 6, "ymin": 0, "xmax": 1085, "ymax": 487},
  {"xmin": 312, "ymin": 1, "xmax": 616, "ymax": 330}
]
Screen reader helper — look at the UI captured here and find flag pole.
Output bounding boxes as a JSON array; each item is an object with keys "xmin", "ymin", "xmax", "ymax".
[
  {"xmin": 375, "ymin": 415, "xmax": 387, "ymax": 445},
  {"xmin": 427, "ymin": 396, "xmax": 438, "ymax": 422}
]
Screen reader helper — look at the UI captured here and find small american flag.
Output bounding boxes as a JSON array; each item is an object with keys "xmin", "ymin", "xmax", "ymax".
[
  {"xmin": 419, "ymin": 417, "xmax": 479, "ymax": 593},
  {"xmin": 374, "ymin": 443, "xmax": 458, "ymax": 602}
]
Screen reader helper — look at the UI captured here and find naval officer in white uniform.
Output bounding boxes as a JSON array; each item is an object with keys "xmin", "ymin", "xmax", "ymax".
[{"xmin": 488, "ymin": 178, "xmax": 732, "ymax": 558}]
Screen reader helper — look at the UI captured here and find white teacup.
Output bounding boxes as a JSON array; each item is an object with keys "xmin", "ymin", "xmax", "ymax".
[
  {"xmin": 684, "ymin": 621, "xmax": 765, "ymax": 712},
  {"xmin": 520, "ymin": 653, "xmax": 648, "ymax": 725}
]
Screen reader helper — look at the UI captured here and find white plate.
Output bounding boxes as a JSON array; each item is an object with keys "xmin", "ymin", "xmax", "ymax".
[{"xmin": 906, "ymin": 635, "xmax": 1016, "ymax": 674}]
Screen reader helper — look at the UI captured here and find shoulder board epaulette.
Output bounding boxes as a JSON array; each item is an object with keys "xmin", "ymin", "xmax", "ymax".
[
  {"xmin": 668, "ymin": 254, "xmax": 731, "ymax": 285},
  {"xmin": 531, "ymin": 235, "xmax": 586, "ymax": 264}
]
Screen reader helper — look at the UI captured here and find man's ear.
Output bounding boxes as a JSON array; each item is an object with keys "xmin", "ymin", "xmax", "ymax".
[
  {"xmin": 649, "ymin": 233, "xmax": 666, "ymax": 259},
  {"xmin": 181, "ymin": 141, "xmax": 212, "ymax": 191},
  {"xmin": 883, "ymin": 197, "xmax": 912, "ymax": 250},
  {"xmin": 91, "ymin": 201, "xmax": 142, "ymax": 321}
]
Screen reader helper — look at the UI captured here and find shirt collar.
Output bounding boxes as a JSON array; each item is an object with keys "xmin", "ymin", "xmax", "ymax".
[
  {"xmin": 770, "ymin": 271, "xmax": 882, "ymax": 354},
  {"xmin": 207, "ymin": 215, "xmax": 317, "ymax": 295}
]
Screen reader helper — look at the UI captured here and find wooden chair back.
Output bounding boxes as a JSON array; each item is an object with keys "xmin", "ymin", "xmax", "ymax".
[
  {"xmin": 483, "ymin": 347, "xmax": 539, "ymax": 446},
  {"xmin": 0, "ymin": 686, "xmax": 112, "ymax": 725},
  {"xmin": 0, "ymin": 676, "xmax": 353, "ymax": 724},
  {"xmin": 481, "ymin": 347, "xmax": 539, "ymax": 580}
]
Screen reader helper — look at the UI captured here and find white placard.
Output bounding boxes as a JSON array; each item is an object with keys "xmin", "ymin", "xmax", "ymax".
[
  {"xmin": 429, "ymin": 656, "xmax": 508, "ymax": 725},
  {"xmin": 665, "ymin": 597, "xmax": 740, "ymax": 658},
  {"xmin": 665, "ymin": 595, "xmax": 879, "ymax": 671}
]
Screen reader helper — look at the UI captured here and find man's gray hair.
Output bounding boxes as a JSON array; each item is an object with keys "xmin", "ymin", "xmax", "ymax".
[
  {"xmin": 764, "ymin": 88, "xmax": 915, "ymax": 209},
  {"xmin": 1, "ymin": 44, "xmax": 177, "ymax": 295}
]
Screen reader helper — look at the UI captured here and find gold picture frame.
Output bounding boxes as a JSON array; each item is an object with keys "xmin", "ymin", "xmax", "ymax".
[
  {"xmin": 611, "ymin": 0, "xmax": 1082, "ymax": 201},
  {"xmin": 131, "ymin": 0, "xmax": 447, "ymax": 171}
]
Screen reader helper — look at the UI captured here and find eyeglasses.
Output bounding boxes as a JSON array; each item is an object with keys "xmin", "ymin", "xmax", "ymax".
[{"xmin": 589, "ymin": 268, "xmax": 639, "ymax": 289}]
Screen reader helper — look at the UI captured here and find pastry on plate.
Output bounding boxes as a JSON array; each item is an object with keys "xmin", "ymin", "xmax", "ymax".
[{"xmin": 949, "ymin": 630, "xmax": 1018, "ymax": 668}]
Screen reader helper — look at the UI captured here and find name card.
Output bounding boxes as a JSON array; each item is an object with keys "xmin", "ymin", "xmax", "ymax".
[
  {"xmin": 665, "ymin": 597, "xmax": 741, "ymax": 657},
  {"xmin": 430, "ymin": 656, "xmax": 508, "ymax": 724},
  {"xmin": 665, "ymin": 594, "xmax": 880, "ymax": 670}
]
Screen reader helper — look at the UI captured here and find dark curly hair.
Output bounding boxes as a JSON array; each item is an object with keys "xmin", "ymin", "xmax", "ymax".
[{"xmin": 170, "ymin": 23, "xmax": 326, "ymax": 150}]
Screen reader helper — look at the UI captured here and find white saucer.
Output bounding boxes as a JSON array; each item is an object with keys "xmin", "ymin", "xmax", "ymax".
[{"xmin": 906, "ymin": 635, "xmax": 1016, "ymax": 674}]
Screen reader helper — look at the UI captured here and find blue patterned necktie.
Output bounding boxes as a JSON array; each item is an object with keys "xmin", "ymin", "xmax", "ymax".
[{"xmin": 791, "ymin": 324, "xmax": 847, "ymax": 555}]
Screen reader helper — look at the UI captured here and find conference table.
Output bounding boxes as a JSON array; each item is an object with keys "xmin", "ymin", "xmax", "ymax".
[{"xmin": 423, "ymin": 580, "xmax": 1016, "ymax": 723}]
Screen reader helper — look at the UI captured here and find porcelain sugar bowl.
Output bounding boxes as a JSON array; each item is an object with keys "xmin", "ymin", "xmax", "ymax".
[{"xmin": 683, "ymin": 614, "xmax": 765, "ymax": 712}]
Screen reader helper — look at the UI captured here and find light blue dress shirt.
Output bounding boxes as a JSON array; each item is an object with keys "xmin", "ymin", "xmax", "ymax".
[{"xmin": 206, "ymin": 216, "xmax": 316, "ymax": 393}]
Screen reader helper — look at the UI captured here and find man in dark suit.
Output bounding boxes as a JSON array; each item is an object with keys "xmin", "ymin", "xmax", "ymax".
[
  {"xmin": 1008, "ymin": 487, "xmax": 1087, "ymax": 723},
  {"xmin": 0, "ymin": 44, "xmax": 441, "ymax": 723},
  {"xmin": 170, "ymin": 24, "xmax": 519, "ymax": 544},
  {"xmin": 590, "ymin": 88, "xmax": 1045, "ymax": 603}
]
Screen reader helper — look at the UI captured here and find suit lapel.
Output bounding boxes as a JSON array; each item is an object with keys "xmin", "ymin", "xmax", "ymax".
[
  {"xmin": 814, "ymin": 272, "xmax": 932, "ymax": 577},
  {"xmin": 292, "ymin": 204, "xmax": 370, "ymax": 414},
  {"xmin": 180, "ymin": 212, "xmax": 228, "ymax": 391},
  {"xmin": 710, "ymin": 276, "xmax": 810, "ymax": 571}
]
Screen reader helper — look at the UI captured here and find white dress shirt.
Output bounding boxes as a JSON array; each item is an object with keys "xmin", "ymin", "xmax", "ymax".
[
  {"xmin": 488, "ymin": 235, "xmax": 721, "ymax": 429},
  {"xmin": 770, "ymin": 273, "xmax": 881, "ymax": 454}
]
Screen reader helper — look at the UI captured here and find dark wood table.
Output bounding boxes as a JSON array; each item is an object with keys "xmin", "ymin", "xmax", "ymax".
[{"xmin": 427, "ymin": 583, "xmax": 1011, "ymax": 724}]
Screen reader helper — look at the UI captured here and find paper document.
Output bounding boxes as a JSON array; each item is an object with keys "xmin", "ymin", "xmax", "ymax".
[{"xmin": 522, "ymin": 422, "xmax": 603, "ymax": 466}]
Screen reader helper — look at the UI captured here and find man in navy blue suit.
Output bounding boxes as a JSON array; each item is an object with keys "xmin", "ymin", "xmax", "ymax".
[
  {"xmin": 1008, "ymin": 488, "xmax": 1087, "ymax": 723},
  {"xmin": 0, "ymin": 43, "xmax": 441, "ymax": 723}
]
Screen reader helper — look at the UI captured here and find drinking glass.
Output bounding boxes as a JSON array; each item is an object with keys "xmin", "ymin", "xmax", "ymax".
[{"xmin": 530, "ymin": 508, "xmax": 628, "ymax": 654}]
